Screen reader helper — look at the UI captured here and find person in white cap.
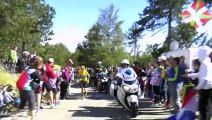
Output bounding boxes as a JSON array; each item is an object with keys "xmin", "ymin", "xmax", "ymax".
[
  {"xmin": 195, "ymin": 47, "xmax": 212, "ymax": 120},
  {"xmin": 185, "ymin": 46, "xmax": 212, "ymax": 120},
  {"xmin": 44, "ymin": 58, "xmax": 58, "ymax": 109}
]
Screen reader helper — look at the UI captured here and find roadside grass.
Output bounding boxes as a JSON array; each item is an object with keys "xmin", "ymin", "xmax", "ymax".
[
  {"xmin": 0, "ymin": 66, "xmax": 19, "ymax": 86},
  {"xmin": 0, "ymin": 65, "xmax": 19, "ymax": 96}
]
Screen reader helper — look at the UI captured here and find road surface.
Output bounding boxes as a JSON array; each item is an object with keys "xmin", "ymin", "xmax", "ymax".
[{"xmin": 1, "ymin": 83, "xmax": 172, "ymax": 120}]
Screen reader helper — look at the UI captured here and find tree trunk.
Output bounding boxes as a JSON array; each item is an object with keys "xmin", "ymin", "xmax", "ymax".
[
  {"xmin": 21, "ymin": 42, "xmax": 26, "ymax": 58},
  {"xmin": 134, "ymin": 39, "xmax": 137, "ymax": 61},
  {"xmin": 167, "ymin": 0, "xmax": 173, "ymax": 48}
]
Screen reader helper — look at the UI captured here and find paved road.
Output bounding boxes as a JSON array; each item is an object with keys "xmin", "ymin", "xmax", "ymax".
[{"xmin": 1, "ymin": 83, "xmax": 172, "ymax": 120}]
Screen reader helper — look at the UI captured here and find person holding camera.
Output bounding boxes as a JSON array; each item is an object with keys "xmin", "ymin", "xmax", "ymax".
[{"xmin": 13, "ymin": 56, "xmax": 45, "ymax": 120}]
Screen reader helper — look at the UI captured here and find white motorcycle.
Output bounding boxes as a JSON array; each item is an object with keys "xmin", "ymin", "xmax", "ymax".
[{"xmin": 110, "ymin": 68, "xmax": 141, "ymax": 117}]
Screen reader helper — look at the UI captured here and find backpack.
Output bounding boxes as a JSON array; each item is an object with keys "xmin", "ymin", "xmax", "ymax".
[{"xmin": 16, "ymin": 69, "xmax": 35, "ymax": 90}]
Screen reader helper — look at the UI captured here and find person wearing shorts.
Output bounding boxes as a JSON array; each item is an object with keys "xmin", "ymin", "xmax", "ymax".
[
  {"xmin": 81, "ymin": 81, "xmax": 88, "ymax": 88},
  {"xmin": 45, "ymin": 58, "xmax": 58, "ymax": 109},
  {"xmin": 53, "ymin": 64, "xmax": 62, "ymax": 103},
  {"xmin": 13, "ymin": 57, "xmax": 44, "ymax": 120},
  {"xmin": 34, "ymin": 66, "xmax": 47, "ymax": 113},
  {"xmin": 78, "ymin": 66, "xmax": 90, "ymax": 99}
]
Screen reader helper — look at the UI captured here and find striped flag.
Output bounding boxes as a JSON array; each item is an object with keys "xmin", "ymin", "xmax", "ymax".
[
  {"xmin": 182, "ymin": 0, "xmax": 212, "ymax": 27},
  {"xmin": 166, "ymin": 90, "xmax": 197, "ymax": 120}
]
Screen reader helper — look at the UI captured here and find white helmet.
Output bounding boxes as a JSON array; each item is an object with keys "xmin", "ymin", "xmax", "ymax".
[
  {"xmin": 121, "ymin": 59, "xmax": 129, "ymax": 65},
  {"xmin": 97, "ymin": 61, "xmax": 102, "ymax": 65}
]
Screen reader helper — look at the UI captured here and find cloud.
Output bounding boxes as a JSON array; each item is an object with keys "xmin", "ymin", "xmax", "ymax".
[
  {"xmin": 196, "ymin": 21, "xmax": 212, "ymax": 37},
  {"xmin": 48, "ymin": 26, "xmax": 88, "ymax": 53},
  {"xmin": 136, "ymin": 33, "xmax": 167, "ymax": 52}
]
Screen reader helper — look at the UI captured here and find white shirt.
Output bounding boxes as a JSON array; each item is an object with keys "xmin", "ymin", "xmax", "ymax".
[
  {"xmin": 187, "ymin": 73, "xmax": 199, "ymax": 78},
  {"xmin": 196, "ymin": 58, "xmax": 212, "ymax": 90}
]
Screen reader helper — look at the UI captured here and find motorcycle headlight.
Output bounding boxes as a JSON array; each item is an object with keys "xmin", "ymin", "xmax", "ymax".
[{"xmin": 123, "ymin": 85, "xmax": 130, "ymax": 92}]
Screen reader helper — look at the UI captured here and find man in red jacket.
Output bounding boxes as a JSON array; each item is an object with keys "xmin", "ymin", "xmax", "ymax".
[{"xmin": 44, "ymin": 58, "xmax": 58, "ymax": 109}]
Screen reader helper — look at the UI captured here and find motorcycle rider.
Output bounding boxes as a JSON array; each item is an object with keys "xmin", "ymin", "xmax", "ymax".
[
  {"xmin": 101, "ymin": 67, "xmax": 108, "ymax": 76},
  {"xmin": 116, "ymin": 59, "xmax": 137, "ymax": 84},
  {"xmin": 115, "ymin": 59, "xmax": 140, "ymax": 117},
  {"xmin": 94, "ymin": 61, "xmax": 104, "ymax": 87},
  {"xmin": 95, "ymin": 61, "xmax": 104, "ymax": 73}
]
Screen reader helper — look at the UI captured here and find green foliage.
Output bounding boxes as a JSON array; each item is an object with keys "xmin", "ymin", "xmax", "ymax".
[
  {"xmin": 30, "ymin": 43, "xmax": 71, "ymax": 67},
  {"xmin": 132, "ymin": 0, "xmax": 212, "ymax": 59},
  {"xmin": 0, "ymin": 0, "xmax": 55, "ymax": 58},
  {"xmin": 137, "ymin": 53, "xmax": 155, "ymax": 66},
  {"xmin": 203, "ymin": 0, "xmax": 212, "ymax": 8},
  {"xmin": 72, "ymin": 4, "xmax": 129, "ymax": 67},
  {"xmin": 126, "ymin": 22, "xmax": 145, "ymax": 60}
]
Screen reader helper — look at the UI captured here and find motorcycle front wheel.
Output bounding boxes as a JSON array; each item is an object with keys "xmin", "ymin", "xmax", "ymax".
[{"xmin": 131, "ymin": 102, "xmax": 138, "ymax": 118}]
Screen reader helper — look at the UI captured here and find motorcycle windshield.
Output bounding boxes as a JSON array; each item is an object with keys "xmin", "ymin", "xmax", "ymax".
[
  {"xmin": 123, "ymin": 80, "xmax": 136, "ymax": 85},
  {"xmin": 100, "ymin": 74, "xmax": 107, "ymax": 78}
]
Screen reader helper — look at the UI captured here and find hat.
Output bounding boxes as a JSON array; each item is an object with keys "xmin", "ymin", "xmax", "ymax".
[
  {"xmin": 48, "ymin": 58, "xmax": 54, "ymax": 63},
  {"xmin": 81, "ymin": 66, "xmax": 85, "ymax": 69},
  {"xmin": 198, "ymin": 46, "xmax": 212, "ymax": 62},
  {"xmin": 23, "ymin": 51, "xmax": 29, "ymax": 55},
  {"xmin": 158, "ymin": 56, "xmax": 167, "ymax": 61}
]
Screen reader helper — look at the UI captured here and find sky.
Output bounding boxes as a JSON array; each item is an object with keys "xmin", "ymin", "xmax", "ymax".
[{"xmin": 45, "ymin": 0, "xmax": 212, "ymax": 53}]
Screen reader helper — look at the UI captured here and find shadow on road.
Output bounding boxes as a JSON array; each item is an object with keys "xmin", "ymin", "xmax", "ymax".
[
  {"xmin": 68, "ymin": 106, "xmax": 131, "ymax": 120},
  {"xmin": 67, "ymin": 85, "xmax": 171, "ymax": 119},
  {"xmin": 67, "ymin": 84, "xmax": 115, "ymax": 101},
  {"xmin": 68, "ymin": 97, "xmax": 172, "ymax": 120},
  {"xmin": 66, "ymin": 91, "xmax": 115, "ymax": 101}
]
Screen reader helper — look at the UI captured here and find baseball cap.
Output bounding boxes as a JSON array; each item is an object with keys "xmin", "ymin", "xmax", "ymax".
[{"xmin": 48, "ymin": 58, "xmax": 54, "ymax": 63}]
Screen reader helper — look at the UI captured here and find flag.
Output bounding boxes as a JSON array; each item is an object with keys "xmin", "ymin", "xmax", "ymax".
[
  {"xmin": 166, "ymin": 90, "xmax": 198, "ymax": 120},
  {"xmin": 68, "ymin": 58, "xmax": 73, "ymax": 65},
  {"xmin": 182, "ymin": 0, "xmax": 212, "ymax": 27},
  {"xmin": 181, "ymin": 89, "xmax": 197, "ymax": 108}
]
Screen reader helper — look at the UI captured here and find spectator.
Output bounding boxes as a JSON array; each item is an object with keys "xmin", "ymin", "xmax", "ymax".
[
  {"xmin": 53, "ymin": 64, "xmax": 62, "ymax": 103},
  {"xmin": 44, "ymin": 58, "xmax": 58, "ymax": 109},
  {"xmin": 196, "ymin": 48, "xmax": 212, "ymax": 120},
  {"xmin": 8, "ymin": 46, "xmax": 18, "ymax": 74},
  {"xmin": 167, "ymin": 57, "xmax": 184, "ymax": 113},
  {"xmin": 60, "ymin": 67, "xmax": 70, "ymax": 100},
  {"xmin": 150, "ymin": 61, "xmax": 162, "ymax": 104},
  {"xmin": 13, "ymin": 57, "xmax": 44, "ymax": 120}
]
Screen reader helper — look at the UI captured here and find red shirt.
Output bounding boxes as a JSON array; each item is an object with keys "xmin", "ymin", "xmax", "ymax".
[
  {"xmin": 134, "ymin": 67, "xmax": 140, "ymax": 75},
  {"xmin": 45, "ymin": 63, "xmax": 57, "ymax": 79}
]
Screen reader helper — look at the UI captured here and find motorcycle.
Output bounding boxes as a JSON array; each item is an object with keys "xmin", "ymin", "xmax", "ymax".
[
  {"xmin": 97, "ymin": 73, "xmax": 109, "ymax": 93},
  {"xmin": 110, "ymin": 68, "xmax": 141, "ymax": 117}
]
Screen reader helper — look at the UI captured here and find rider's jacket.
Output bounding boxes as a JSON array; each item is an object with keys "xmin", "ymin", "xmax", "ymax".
[{"xmin": 95, "ymin": 65, "xmax": 103, "ymax": 74}]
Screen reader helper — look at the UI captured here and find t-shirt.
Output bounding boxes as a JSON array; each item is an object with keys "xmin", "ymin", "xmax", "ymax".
[
  {"xmin": 9, "ymin": 49, "xmax": 17, "ymax": 63},
  {"xmin": 78, "ymin": 70, "xmax": 90, "ymax": 82},
  {"xmin": 150, "ymin": 68, "xmax": 161, "ymax": 86},
  {"xmin": 46, "ymin": 63, "xmax": 57, "ymax": 79}
]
